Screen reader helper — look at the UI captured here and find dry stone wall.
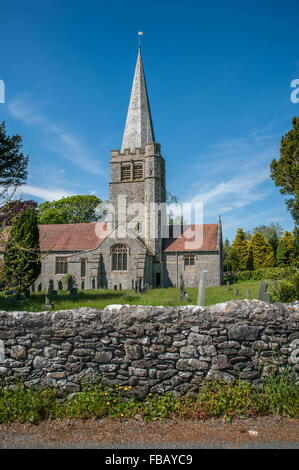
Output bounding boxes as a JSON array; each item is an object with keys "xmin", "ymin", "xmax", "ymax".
[{"xmin": 0, "ymin": 300, "xmax": 298, "ymax": 397}]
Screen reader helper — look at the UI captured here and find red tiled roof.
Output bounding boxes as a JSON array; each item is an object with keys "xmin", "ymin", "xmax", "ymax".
[
  {"xmin": 38, "ymin": 223, "xmax": 106, "ymax": 251},
  {"xmin": 1, "ymin": 223, "xmax": 219, "ymax": 253},
  {"xmin": 163, "ymin": 224, "xmax": 219, "ymax": 252}
]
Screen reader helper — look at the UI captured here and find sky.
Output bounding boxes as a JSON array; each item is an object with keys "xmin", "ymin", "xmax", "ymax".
[{"xmin": 0, "ymin": 0, "xmax": 298, "ymax": 241}]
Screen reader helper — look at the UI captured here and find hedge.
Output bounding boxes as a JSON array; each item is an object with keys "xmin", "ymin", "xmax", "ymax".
[{"xmin": 236, "ymin": 266, "xmax": 297, "ymax": 281}]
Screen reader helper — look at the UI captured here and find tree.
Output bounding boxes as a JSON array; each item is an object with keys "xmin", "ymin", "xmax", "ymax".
[
  {"xmin": 270, "ymin": 117, "xmax": 299, "ymax": 225},
  {"xmin": 38, "ymin": 195, "xmax": 103, "ymax": 224},
  {"xmin": 276, "ymin": 239, "xmax": 288, "ymax": 267},
  {"xmin": 282, "ymin": 231, "xmax": 297, "ymax": 266},
  {"xmin": 223, "ymin": 238, "xmax": 232, "ymax": 271},
  {"xmin": 3, "ymin": 207, "xmax": 41, "ymax": 293},
  {"xmin": 0, "ymin": 199, "xmax": 37, "ymax": 225},
  {"xmin": 246, "ymin": 223, "xmax": 283, "ymax": 241},
  {"xmin": 249, "ymin": 232, "xmax": 275, "ymax": 269},
  {"xmin": 0, "ymin": 121, "xmax": 28, "ymax": 195},
  {"xmin": 231, "ymin": 228, "xmax": 249, "ymax": 271}
]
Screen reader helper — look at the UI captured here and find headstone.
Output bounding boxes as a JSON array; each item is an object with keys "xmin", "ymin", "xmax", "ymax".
[
  {"xmin": 134, "ymin": 280, "xmax": 138, "ymax": 293},
  {"xmin": 261, "ymin": 292, "xmax": 272, "ymax": 303},
  {"xmin": 197, "ymin": 269, "xmax": 207, "ymax": 306},
  {"xmin": 184, "ymin": 292, "xmax": 189, "ymax": 303},
  {"xmin": 24, "ymin": 289, "xmax": 30, "ymax": 299},
  {"xmin": 67, "ymin": 276, "xmax": 73, "ymax": 291},
  {"xmin": 246, "ymin": 289, "xmax": 251, "ymax": 299},
  {"xmin": 226, "ymin": 281, "xmax": 230, "ymax": 291},
  {"xmin": 235, "ymin": 288, "xmax": 239, "ymax": 297},
  {"xmin": 273, "ymin": 280, "xmax": 278, "ymax": 291},
  {"xmin": 258, "ymin": 282, "xmax": 268, "ymax": 301},
  {"xmin": 70, "ymin": 287, "xmax": 78, "ymax": 299},
  {"xmin": 179, "ymin": 275, "xmax": 185, "ymax": 300},
  {"xmin": 43, "ymin": 280, "xmax": 54, "ymax": 309}
]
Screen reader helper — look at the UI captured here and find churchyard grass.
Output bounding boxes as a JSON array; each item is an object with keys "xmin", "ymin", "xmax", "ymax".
[{"xmin": 0, "ymin": 279, "xmax": 286, "ymax": 312}]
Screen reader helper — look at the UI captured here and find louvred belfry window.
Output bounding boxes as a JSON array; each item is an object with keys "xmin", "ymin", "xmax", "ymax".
[
  {"xmin": 111, "ymin": 244, "xmax": 128, "ymax": 271},
  {"xmin": 133, "ymin": 162, "xmax": 143, "ymax": 180},
  {"xmin": 121, "ymin": 164, "xmax": 131, "ymax": 181}
]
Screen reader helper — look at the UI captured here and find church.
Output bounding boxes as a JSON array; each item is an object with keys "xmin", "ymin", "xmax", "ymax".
[{"xmin": 34, "ymin": 45, "xmax": 223, "ymax": 292}]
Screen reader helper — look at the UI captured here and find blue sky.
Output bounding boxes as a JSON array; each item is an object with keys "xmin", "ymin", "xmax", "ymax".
[{"xmin": 0, "ymin": 0, "xmax": 298, "ymax": 241}]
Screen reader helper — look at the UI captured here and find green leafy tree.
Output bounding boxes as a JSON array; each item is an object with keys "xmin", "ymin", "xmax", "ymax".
[
  {"xmin": 0, "ymin": 121, "xmax": 28, "ymax": 195},
  {"xmin": 231, "ymin": 228, "xmax": 249, "ymax": 271},
  {"xmin": 3, "ymin": 207, "xmax": 41, "ymax": 293},
  {"xmin": 249, "ymin": 232, "xmax": 275, "ymax": 269},
  {"xmin": 270, "ymin": 117, "xmax": 299, "ymax": 225},
  {"xmin": 38, "ymin": 195, "xmax": 103, "ymax": 224}
]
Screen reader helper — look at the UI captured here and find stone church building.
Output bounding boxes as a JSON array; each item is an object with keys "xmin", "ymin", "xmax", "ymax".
[{"xmin": 33, "ymin": 45, "xmax": 223, "ymax": 291}]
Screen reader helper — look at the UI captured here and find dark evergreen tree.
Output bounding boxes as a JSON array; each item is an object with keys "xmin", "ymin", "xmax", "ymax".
[
  {"xmin": 3, "ymin": 207, "xmax": 41, "ymax": 293},
  {"xmin": 0, "ymin": 121, "xmax": 28, "ymax": 191},
  {"xmin": 270, "ymin": 117, "xmax": 299, "ymax": 225}
]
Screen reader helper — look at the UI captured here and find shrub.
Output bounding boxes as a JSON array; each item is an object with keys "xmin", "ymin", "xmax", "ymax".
[
  {"xmin": 237, "ymin": 266, "xmax": 297, "ymax": 281},
  {"xmin": 272, "ymin": 272, "xmax": 299, "ymax": 302}
]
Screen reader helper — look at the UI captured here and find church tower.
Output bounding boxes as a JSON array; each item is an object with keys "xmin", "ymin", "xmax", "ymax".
[{"xmin": 109, "ymin": 44, "xmax": 166, "ymax": 259}]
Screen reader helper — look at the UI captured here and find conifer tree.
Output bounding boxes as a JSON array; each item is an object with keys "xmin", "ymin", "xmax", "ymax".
[
  {"xmin": 282, "ymin": 231, "xmax": 297, "ymax": 266},
  {"xmin": 231, "ymin": 228, "xmax": 249, "ymax": 271},
  {"xmin": 3, "ymin": 207, "xmax": 41, "ymax": 292},
  {"xmin": 249, "ymin": 232, "xmax": 275, "ymax": 269},
  {"xmin": 276, "ymin": 239, "xmax": 288, "ymax": 266}
]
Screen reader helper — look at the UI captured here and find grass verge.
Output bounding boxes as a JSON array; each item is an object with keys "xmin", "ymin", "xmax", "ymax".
[{"xmin": 0, "ymin": 368, "xmax": 298, "ymax": 424}]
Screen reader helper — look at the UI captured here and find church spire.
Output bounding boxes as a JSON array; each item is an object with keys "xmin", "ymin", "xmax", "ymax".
[{"xmin": 121, "ymin": 42, "xmax": 155, "ymax": 153}]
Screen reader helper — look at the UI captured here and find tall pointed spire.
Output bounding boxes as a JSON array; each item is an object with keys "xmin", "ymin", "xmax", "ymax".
[{"xmin": 121, "ymin": 43, "xmax": 155, "ymax": 153}]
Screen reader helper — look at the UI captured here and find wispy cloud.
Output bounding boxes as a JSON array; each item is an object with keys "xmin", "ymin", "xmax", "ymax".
[
  {"xmin": 8, "ymin": 95, "xmax": 106, "ymax": 176},
  {"xmin": 16, "ymin": 185, "xmax": 74, "ymax": 201},
  {"xmin": 182, "ymin": 127, "xmax": 281, "ymax": 230}
]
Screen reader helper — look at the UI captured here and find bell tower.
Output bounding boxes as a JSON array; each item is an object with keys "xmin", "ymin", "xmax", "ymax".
[{"xmin": 109, "ymin": 42, "xmax": 166, "ymax": 258}]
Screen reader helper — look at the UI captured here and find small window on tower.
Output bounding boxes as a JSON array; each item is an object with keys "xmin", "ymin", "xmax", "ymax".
[
  {"xmin": 133, "ymin": 162, "xmax": 144, "ymax": 180},
  {"xmin": 121, "ymin": 164, "xmax": 131, "ymax": 181}
]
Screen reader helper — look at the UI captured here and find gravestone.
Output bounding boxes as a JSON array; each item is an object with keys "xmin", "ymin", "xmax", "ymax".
[
  {"xmin": 261, "ymin": 292, "xmax": 273, "ymax": 303},
  {"xmin": 273, "ymin": 280, "xmax": 278, "ymax": 291},
  {"xmin": 226, "ymin": 281, "xmax": 230, "ymax": 291},
  {"xmin": 179, "ymin": 275, "xmax": 185, "ymax": 300},
  {"xmin": 246, "ymin": 289, "xmax": 251, "ymax": 299},
  {"xmin": 197, "ymin": 269, "xmax": 207, "ymax": 306},
  {"xmin": 258, "ymin": 282, "xmax": 268, "ymax": 301},
  {"xmin": 235, "ymin": 288, "xmax": 239, "ymax": 297},
  {"xmin": 24, "ymin": 289, "xmax": 30, "ymax": 299},
  {"xmin": 184, "ymin": 292, "xmax": 189, "ymax": 303},
  {"xmin": 43, "ymin": 281, "xmax": 54, "ymax": 309},
  {"xmin": 70, "ymin": 287, "xmax": 78, "ymax": 300}
]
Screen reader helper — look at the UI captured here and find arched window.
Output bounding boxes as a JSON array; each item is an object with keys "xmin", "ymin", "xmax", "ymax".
[{"xmin": 111, "ymin": 244, "xmax": 129, "ymax": 271}]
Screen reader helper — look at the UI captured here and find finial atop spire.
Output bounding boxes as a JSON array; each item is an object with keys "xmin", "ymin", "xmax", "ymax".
[{"xmin": 138, "ymin": 31, "xmax": 143, "ymax": 48}]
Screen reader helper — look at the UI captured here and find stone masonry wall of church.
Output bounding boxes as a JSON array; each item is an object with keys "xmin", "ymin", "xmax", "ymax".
[
  {"xmin": 164, "ymin": 252, "xmax": 221, "ymax": 288},
  {"xmin": 0, "ymin": 301, "xmax": 298, "ymax": 397}
]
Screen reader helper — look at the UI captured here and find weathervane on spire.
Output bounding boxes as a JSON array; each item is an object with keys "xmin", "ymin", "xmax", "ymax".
[{"xmin": 138, "ymin": 31, "xmax": 143, "ymax": 48}]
